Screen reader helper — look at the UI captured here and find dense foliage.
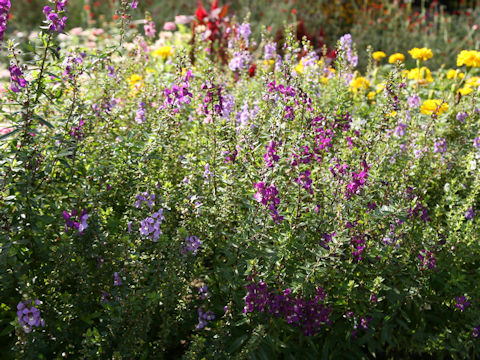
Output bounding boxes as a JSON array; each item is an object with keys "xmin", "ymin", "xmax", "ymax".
[{"xmin": 1, "ymin": 0, "xmax": 480, "ymax": 358}]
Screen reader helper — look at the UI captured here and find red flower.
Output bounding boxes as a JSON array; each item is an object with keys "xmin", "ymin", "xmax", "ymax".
[{"xmin": 248, "ymin": 64, "xmax": 256, "ymax": 77}]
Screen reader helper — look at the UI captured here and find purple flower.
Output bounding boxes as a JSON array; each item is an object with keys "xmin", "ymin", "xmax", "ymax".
[
  {"xmin": 456, "ymin": 111, "xmax": 468, "ymax": 123},
  {"xmin": 264, "ymin": 42, "xmax": 276, "ymax": 60},
  {"xmin": 0, "ymin": 0, "xmax": 11, "ymax": 41},
  {"xmin": 17, "ymin": 300, "xmax": 45, "ymax": 333},
  {"xmin": 237, "ymin": 22, "xmax": 251, "ymax": 43},
  {"xmin": 182, "ymin": 235, "xmax": 203, "ymax": 256},
  {"xmin": 78, "ymin": 211, "xmax": 88, "ymax": 233},
  {"xmin": 394, "ymin": 122, "xmax": 407, "ymax": 137},
  {"xmin": 338, "ymin": 34, "xmax": 358, "ymax": 67},
  {"xmin": 139, "ymin": 209, "xmax": 165, "ymax": 242},
  {"xmin": 408, "ymin": 94, "xmax": 421, "ymax": 108},
  {"xmin": 135, "ymin": 192, "xmax": 155, "ymax": 209},
  {"xmin": 295, "ymin": 170, "xmax": 313, "ymax": 194},
  {"xmin": 465, "ymin": 207, "xmax": 476, "ymax": 220},
  {"xmin": 244, "ymin": 281, "xmax": 331, "ymax": 336},
  {"xmin": 70, "ymin": 118, "xmax": 85, "ymax": 139},
  {"xmin": 196, "ymin": 308, "xmax": 215, "ymax": 330},
  {"xmin": 56, "ymin": 0, "xmax": 68, "ymax": 12},
  {"xmin": 131, "ymin": 0, "xmax": 138, "ymax": 9},
  {"xmin": 474, "ymin": 326, "xmax": 480, "ymax": 338},
  {"xmin": 474, "ymin": 137, "xmax": 480, "ymax": 149},
  {"xmin": 236, "ymin": 101, "xmax": 259, "ymax": 129},
  {"xmin": 135, "ymin": 102, "xmax": 146, "ymax": 124},
  {"xmin": 199, "ymin": 285, "xmax": 210, "ymax": 300},
  {"xmin": 455, "ymin": 296, "xmax": 470, "ymax": 312},
  {"xmin": 162, "ymin": 74, "xmax": 193, "ymax": 112},
  {"xmin": 418, "ymin": 250, "xmax": 437, "ymax": 271},
  {"xmin": 8, "ymin": 64, "xmax": 27, "ymax": 93},
  {"xmin": 113, "ymin": 272, "xmax": 122, "ymax": 286},
  {"xmin": 107, "ymin": 65, "xmax": 116, "ymax": 78},
  {"xmin": 63, "ymin": 209, "xmax": 88, "ymax": 235},
  {"xmin": 254, "ymin": 182, "xmax": 283, "ymax": 223},
  {"xmin": 263, "ymin": 141, "xmax": 280, "ymax": 167},
  {"xmin": 433, "ymin": 138, "xmax": 447, "ymax": 154},
  {"xmin": 43, "ymin": 5, "xmax": 68, "ymax": 33},
  {"xmin": 203, "ymin": 163, "xmax": 213, "ymax": 183},
  {"xmin": 229, "ymin": 51, "xmax": 251, "ymax": 72}
]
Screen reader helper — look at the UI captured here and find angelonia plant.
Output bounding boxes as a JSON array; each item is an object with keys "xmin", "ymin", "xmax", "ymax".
[{"xmin": 0, "ymin": 1, "xmax": 479, "ymax": 359}]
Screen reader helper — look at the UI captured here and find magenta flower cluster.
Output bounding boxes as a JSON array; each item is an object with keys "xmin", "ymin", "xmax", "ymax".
[
  {"xmin": 43, "ymin": 1, "xmax": 68, "ymax": 33},
  {"xmin": 70, "ymin": 119, "xmax": 85, "ymax": 139},
  {"xmin": 329, "ymin": 160, "xmax": 370, "ymax": 199},
  {"xmin": 62, "ymin": 209, "xmax": 88, "ymax": 235},
  {"xmin": 418, "ymin": 249, "xmax": 437, "ymax": 272},
  {"xmin": 295, "ymin": 170, "xmax": 313, "ymax": 194},
  {"xmin": 263, "ymin": 141, "xmax": 280, "ymax": 167},
  {"xmin": 17, "ymin": 300, "xmax": 45, "ymax": 333},
  {"xmin": 243, "ymin": 280, "xmax": 331, "ymax": 336},
  {"xmin": 454, "ymin": 296, "xmax": 470, "ymax": 312},
  {"xmin": 0, "ymin": 0, "xmax": 10, "ymax": 41},
  {"xmin": 8, "ymin": 64, "xmax": 27, "ymax": 93},
  {"xmin": 163, "ymin": 71, "xmax": 193, "ymax": 112},
  {"xmin": 254, "ymin": 182, "xmax": 283, "ymax": 223}
]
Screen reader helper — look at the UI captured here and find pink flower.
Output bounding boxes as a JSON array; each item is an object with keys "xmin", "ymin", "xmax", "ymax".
[
  {"xmin": 0, "ymin": 127, "xmax": 13, "ymax": 135},
  {"xmin": 163, "ymin": 21, "xmax": 176, "ymax": 31}
]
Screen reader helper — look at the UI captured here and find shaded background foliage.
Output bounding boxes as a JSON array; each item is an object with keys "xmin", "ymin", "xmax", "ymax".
[{"xmin": 6, "ymin": 0, "xmax": 480, "ymax": 71}]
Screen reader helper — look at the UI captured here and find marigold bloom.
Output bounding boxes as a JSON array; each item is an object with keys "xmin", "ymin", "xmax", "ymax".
[
  {"xmin": 294, "ymin": 60, "xmax": 304, "ymax": 74},
  {"xmin": 457, "ymin": 87, "xmax": 473, "ymax": 96},
  {"xmin": 350, "ymin": 76, "xmax": 370, "ymax": 91},
  {"xmin": 388, "ymin": 53, "xmax": 405, "ymax": 63},
  {"xmin": 151, "ymin": 45, "xmax": 174, "ymax": 59},
  {"xmin": 457, "ymin": 50, "xmax": 480, "ymax": 67},
  {"xmin": 408, "ymin": 67, "xmax": 433, "ymax": 83},
  {"xmin": 446, "ymin": 69, "xmax": 465, "ymax": 79},
  {"xmin": 127, "ymin": 73, "xmax": 144, "ymax": 93},
  {"xmin": 409, "ymin": 47, "xmax": 433, "ymax": 61},
  {"xmin": 372, "ymin": 51, "xmax": 386, "ymax": 61},
  {"xmin": 420, "ymin": 99, "xmax": 449, "ymax": 115},
  {"xmin": 465, "ymin": 77, "xmax": 480, "ymax": 88}
]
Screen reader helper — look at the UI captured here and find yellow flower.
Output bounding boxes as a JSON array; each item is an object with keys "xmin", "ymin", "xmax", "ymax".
[
  {"xmin": 127, "ymin": 73, "xmax": 144, "ymax": 91},
  {"xmin": 420, "ymin": 99, "xmax": 449, "ymax": 115},
  {"xmin": 457, "ymin": 50, "xmax": 480, "ymax": 67},
  {"xmin": 367, "ymin": 91, "xmax": 376, "ymax": 100},
  {"xmin": 388, "ymin": 53, "xmax": 405, "ymax": 64},
  {"xmin": 408, "ymin": 67, "xmax": 433, "ymax": 83},
  {"xmin": 446, "ymin": 69, "xmax": 465, "ymax": 80},
  {"xmin": 457, "ymin": 87, "xmax": 473, "ymax": 96},
  {"xmin": 350, "ymin": 76, "xmax": 370, "ymax": 91},
  {"xmin": 376, "ymin": 82, "xmax": 386, "ymax": 93},
  {"xmin": 151, "ymin": 45, "xmax": 174, "ymax": 59},
  {"xmin": 295, "ymin": 60, "xmax": 304, "ymax": 74},
  {"xmin": 465, "ymin": 77, "xmax": 480, "ymax": 88},
  {"xmin": 408, "ymin": 47, "xmax": 433, "ymax": 61},
  {"xmin": 263, "ymin": 59, "xmax": 275, "ymax": 67},
  {"xmin": 387, "ymin": 111, "xmax": 397, "ymax": 117},
  {"xmin": 372, "ymin": 51, "xmax": 386, "ymax": 61}
]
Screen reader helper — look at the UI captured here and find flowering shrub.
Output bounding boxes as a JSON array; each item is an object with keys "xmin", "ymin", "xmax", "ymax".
[{"xmin": 1, "ymin": 1, "xmax": 480, "ymax": 359}]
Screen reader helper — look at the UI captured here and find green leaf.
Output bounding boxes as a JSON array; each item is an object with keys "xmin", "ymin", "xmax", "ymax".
[{"xmin": 34, "ymin": 115, "xmax": 54, "ymax": 129}]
